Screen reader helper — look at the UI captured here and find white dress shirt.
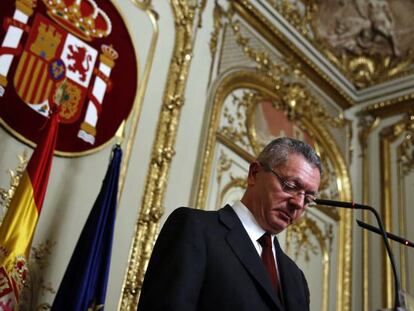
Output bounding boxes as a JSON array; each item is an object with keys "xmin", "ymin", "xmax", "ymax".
[{"xmin": 232, "ymin": 200, "xmax": 281, "ymax": 283}]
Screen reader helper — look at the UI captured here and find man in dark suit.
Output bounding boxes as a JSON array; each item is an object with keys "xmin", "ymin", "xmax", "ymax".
[{"xmin": 137, "ymin": 137, "xmax": 322, "ymax": 311}]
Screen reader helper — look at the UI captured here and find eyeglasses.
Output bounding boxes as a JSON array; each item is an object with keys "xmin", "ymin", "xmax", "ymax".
[{"xmin": 260, "ymin": 162, "xmax": 317, "ymax": 207}]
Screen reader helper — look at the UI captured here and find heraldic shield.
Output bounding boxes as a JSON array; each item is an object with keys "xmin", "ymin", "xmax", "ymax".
[{"xmin": 0, "ymin": 0, "xmax": 138, "ymax": 155}]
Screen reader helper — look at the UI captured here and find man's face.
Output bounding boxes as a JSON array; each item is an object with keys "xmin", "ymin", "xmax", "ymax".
[{"xmin": 244, "ymin": 153, "xmax": 321, "ymax": 234}]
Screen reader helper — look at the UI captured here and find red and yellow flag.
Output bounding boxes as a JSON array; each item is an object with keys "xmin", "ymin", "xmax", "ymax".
[{"xmin": 0, "ymin": 112, "xmax": 59, "ymax": 309}]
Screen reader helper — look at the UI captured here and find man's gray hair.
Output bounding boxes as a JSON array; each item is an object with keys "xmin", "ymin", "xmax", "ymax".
[{"xmin": 257, "ymin": 137, "xmax": 322, "ymax": 174}]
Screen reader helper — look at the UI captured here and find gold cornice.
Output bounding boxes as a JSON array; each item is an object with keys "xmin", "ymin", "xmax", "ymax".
[
  {"xmin": 231, "ymin": 0, "xmax": 353, "ymax": 109},
  {"xmin": 195, "ymin": 68, "xmax": 352, "ymax": 311},
  {"xmin": 361, "ymin": 97, "xmax": 414, "ymax": 119},
  {"xmin": 118, "ymin": 1, "xmax": 196, "ymax": 310}
]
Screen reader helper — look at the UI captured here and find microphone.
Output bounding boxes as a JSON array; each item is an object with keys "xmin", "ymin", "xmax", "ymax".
[
  {"xmin": 314, "ymin": 199, "xmax": 407, "ymax": 311},
  {"xmin": 356, "ymin": 220, "xmax": 414, "ymax": 248}
]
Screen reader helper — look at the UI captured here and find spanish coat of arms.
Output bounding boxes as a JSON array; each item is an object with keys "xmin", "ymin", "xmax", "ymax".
[{"xmin": 0, "ymin": 0, "xmax": 138, "ymax": 155}]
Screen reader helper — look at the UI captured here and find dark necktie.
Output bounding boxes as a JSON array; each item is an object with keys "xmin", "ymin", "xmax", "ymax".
[{"xmin": 258, "ymin": 233, "xmax": 281, "ymax": 297}]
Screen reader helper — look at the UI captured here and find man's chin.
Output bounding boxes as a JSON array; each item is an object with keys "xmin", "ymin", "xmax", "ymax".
[{"xmin": 269, "ymin": 220, "xmax": 287, "ymax": 234}]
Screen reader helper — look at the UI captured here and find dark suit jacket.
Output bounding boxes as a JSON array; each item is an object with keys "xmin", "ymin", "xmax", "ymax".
[{"xmin": 137, "ymin": 205, "xmax": 310, "ymax": 311}]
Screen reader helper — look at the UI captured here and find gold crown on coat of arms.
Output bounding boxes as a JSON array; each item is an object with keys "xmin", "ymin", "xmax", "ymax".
[{"xmin": 42, "ymin": 0, "xmax": 112, "ymax": 41}]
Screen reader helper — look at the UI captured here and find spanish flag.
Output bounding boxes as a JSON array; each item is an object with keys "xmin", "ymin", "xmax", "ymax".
[{"xmin": 0, "ymin": 112, "xmax": 59, "ymax": 309}]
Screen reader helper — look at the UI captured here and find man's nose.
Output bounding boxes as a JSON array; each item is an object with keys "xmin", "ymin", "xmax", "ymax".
[{"xmin": 288, "ymin": 193, "xmax": 305, "ymax": 210}]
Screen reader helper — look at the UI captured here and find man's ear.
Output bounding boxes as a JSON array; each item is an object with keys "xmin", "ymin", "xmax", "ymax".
[{"xmin": 247, "ymin": 161, "xmax": 261, "ymax": 186}]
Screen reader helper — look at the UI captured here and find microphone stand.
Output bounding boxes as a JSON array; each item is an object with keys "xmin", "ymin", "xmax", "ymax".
[{"xmin": 314, "ymin": 199, "xmax": 407, "ymax": 311}]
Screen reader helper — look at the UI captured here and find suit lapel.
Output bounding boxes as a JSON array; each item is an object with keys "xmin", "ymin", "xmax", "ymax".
[
  {"xmin": 218, "ymin": 206, "xmax": 285, "ymax": 310},
  {"xmin": 274, "ymin": 237, "xmax": 305, "ymax": 311}
]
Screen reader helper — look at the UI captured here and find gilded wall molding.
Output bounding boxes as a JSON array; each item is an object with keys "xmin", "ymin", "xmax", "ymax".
[
  {"xmin": 118, "ymin": 1, "xmax": 196, "ymax": 310},
  {"xmin": 396, "ymin": 133, "xmax": 413, "ymax": 291},
  {"xmin": 194, "ymin": 69, "xmax": 352, "ymax": 311},
  {"xmin": 357, "ymin": 113, "xmax": 380, "ymax": 311},
  {"xmin": 379, "ymin": 112, "xmax": 414, "ymax": 308}
]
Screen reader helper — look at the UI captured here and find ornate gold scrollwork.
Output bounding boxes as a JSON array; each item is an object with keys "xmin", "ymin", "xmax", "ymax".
[
  {"xmin": 0, "ymin": 151, "xmax": 29, "ymax": 223},
  {"xmin": 265, "ymin": 0, "xmax": 314, "ymax": 37},
  {"xmin": 398, "ymin": 129, "xmax": 414, "ymax": 176},
  {"xmin": 219, "ymin": 92, "xmax": 252, "ymax": 150},
  {"xmin": 264, "ymin": 0, "xmax": 414, "ymax": 89},
  {"xmin": 210, "ymin": 3, "xmax": 224, "ymax": 57},
  {"xmin": 118, "ymin": 2, "xmax": 196, "ymax": 310},
  {"xmin": 286, "ymin": 215, "xmax": 330, "ymax": 262},
  {"xmin": 215, "ymin": 151, "xmax": 247, "ymax": 209},
  {"xmin": 221, "ymin": 9, "xmax": 348, "ymax": 130}
]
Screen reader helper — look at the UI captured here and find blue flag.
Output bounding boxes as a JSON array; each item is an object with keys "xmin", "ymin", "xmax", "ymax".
[{"xmin": 51, "ymin": 145, "xmax": 122, "ymax": 311}]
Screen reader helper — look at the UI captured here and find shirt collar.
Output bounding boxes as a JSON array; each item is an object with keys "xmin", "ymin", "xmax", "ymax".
[{"xmin": 232, "ymin": 200, "xmax": 267, "ymax": 243}]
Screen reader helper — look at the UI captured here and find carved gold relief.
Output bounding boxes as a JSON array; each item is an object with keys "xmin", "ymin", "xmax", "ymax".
[
  {"xmin": 215, "ymin": 151, "xmax": 247, "ymax": 209},
  {"xmin": 286, "ymin": 215, "xmax": 333, "ymax": 263},
  {"xmin": 0, "ymin": 151, "xmax": 29, "ymax": 223},
  {"xmin": 217, "ymin": 151, "xmax": 233, "ymax": 183},
  {"xmin": 266, "ymin": 0, "xmax": 414, "ymax": 89},
  {"xmin": 215, "ymin": 4, "xmax": 349, "ymax": 131},
  {"xmin": 218, "ymin": 92, "xmax": 251, "ymax": 149},
  {"xmin": 119, "ymin": 1, "xmax": 196, "ymax": 310},
  {"xmin": 265, "ymin": 0, "xmax": 314, "ymax": 37},
  {"xmin": 210, "ymin": 3, "xmax": 224, "ymax": 57}
]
